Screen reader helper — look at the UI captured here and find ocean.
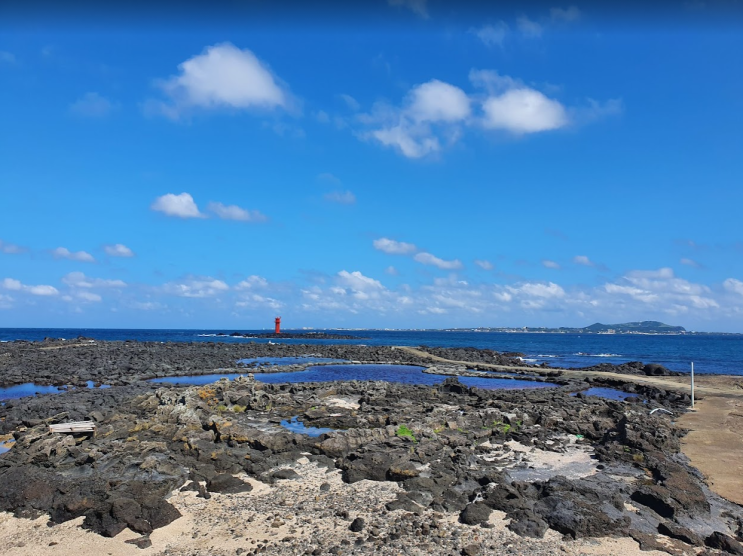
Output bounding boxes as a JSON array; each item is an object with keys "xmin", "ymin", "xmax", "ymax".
[{"xmin": 1, "ymin": 328, "xmax": 741, "ymax": 375}]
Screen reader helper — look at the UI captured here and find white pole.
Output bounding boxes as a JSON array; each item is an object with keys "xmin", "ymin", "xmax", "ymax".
[{"xmin": 691, "ymin": 362, "xmax": 695, "ymax": 409}]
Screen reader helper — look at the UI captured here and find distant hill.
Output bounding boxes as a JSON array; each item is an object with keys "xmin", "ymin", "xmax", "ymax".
[{"xmin": 582, "ymin": 321, "xmax": 686, "ymax": 333}]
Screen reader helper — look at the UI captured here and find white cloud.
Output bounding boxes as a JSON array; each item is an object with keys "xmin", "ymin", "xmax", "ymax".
[
  {"xmin": 76, "ymin": 291, "xmax": 102, "ymax": 303},
  {"xmin": 163, "ymin": 277, "xmax": 230, "ymax": 298},
  {"xmin": 373, "ymin": 238, "xmax": 418, "ymax": 255},
  {"xmin": 365, "ymin": 80, "xmax": 469, "ymax": 159},
  {"xmin": 471, "ymin": 22, "xmax": 509, "ymax": 48},
  {"xmin": 236, "ymin": 293, "xmax": 283, "ymax": 310},
  {"xmin": 0, "ymin": 240, "xmax": 24, "ymax": 254},
  {"xmin": 510, "ymin": 282, "xmax": 565, "ymax": 298},
  {"xmin": 481, "ymin": 88, "xmax": 568, "ymax": 134},
  {"xmin": 324, "ymin": 190, "xmax": 356, "ymax": 205},
  {"xmin": 0, "ymin": 51, "xmax": 16, "ymax": 64},
  {"xmin": 573, "ymin": 255, "xmax": 594, "ymax": 267},
  {"xmin": 517, "ymin": 16, "xmax": 543, "ymax": 38},
  {"xmin": 2, "ymin": 278, "xmax": 59, "ymax": 296},
  {"xmin": 337, "ymin": 270, "xmax": 384, "ymax": 292},
  {"xmin": 385, "ymin": 266, "xmax": 399, "ymax": 276},
  {"xmin": 69, "ymin": 92, "xmax": 117, "ymax": 117},
  {"xmin": 151, "ymin": 193, "xmax": 204, "ymax": 218},
  {"xmin": 387, "ymin": 0, "xmax": 428, "ymax": 18},
  {"xmin": 151, "ymin": 43, "xmax": 288, "ymax": 119},
  {"xmin": 474, "ymin": 259, "xmax": 493, "ymax": 270},
  {"xmin": 723, "ymin": 278, "xmax": 743, "ymax": 296},
  {"xmin": 604, "ymin": 268, "xmax": 720, "ymax": 311},
  {"xmin": 104, "ymin": 243, "xmax": 134, "ymax": 257},
  {"xmin": 408, "ymin": 80, "xmax": 471, "ymax": 123},
  {"xmin": 52, "ymin": 247, "xmax": 95, "ymax": 262},
  {"xmin": 542, "ymin": 260, "xmax": 560, "ymax": 269},
  {"xmin": 550, "ymin": 6, "xmax": 581, "ymax": 22},
  {"xmin": 207, "ymin": 201, "xmax": 267, "ymax": 222},
  {"xmin": 2, "ymin": 278, "xmax": 21, "ymax": 291},
  {"xmin": 414, "ymin": 252, "xmax": 463, "ymax": 270},
  {"xmin": 371, "ymin": 125, "xmax": 441, "ymax": 159},
  {"xmin": 358, "ymin": 69, "xmax": 613, "ymax": 158},
  {"xmin": 235, "ymin": 275, "xmax": 269, "ymax": 290},
  {"xmin": 62, "ymin": 272, "xmax": 126, "ymax": 288}
]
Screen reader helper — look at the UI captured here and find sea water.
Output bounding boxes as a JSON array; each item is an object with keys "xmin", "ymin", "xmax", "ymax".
[{"xmin": 1, "ymin": 328, "xmax": 741, "ymax": 375}]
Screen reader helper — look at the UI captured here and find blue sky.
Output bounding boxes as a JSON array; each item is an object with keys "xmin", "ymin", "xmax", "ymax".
[{"xmin": 1, "ymin": 0, "xmax": 743, "ymax": 331}]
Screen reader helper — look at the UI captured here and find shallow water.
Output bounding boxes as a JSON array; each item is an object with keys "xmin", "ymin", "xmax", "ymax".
[
  {"xmin": 280, "ymin": 416, "xmax": 335, "ymax": 437},
  {"xmin": 0, "ymin": 383, "xmax": 62, "ymax": 401},
  {"xmin": 238, "ymin": 356, "xmax": 347, "ymax": 366},
  {"xmin": 570, "ymin": 387, "xmax": 635, "ymax": 401},
  {"xmin": 151, "ymin": 364, "xmax": 557, "ymax": 390}
]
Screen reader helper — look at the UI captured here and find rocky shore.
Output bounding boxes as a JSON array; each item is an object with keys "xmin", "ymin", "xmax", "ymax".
[{"xmin": 0, "ymin": 339, "xmax": 741, "ymax": 555}]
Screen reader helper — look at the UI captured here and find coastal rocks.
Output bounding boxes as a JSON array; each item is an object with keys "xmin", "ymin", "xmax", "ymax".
[{"xmin": 0, "ymin": 352, "xmax": 739, "ymax": 552}]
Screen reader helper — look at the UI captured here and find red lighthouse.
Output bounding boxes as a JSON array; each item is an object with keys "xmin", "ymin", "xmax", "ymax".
[{"xmin": 274, "ymin": 316, "xmax": 281, "ymax": 334}]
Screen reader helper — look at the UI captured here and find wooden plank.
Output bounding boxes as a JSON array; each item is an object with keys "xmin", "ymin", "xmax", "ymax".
[{"xmin": 49, "ymin": 422, "xmax": 96, "ymax": 433}]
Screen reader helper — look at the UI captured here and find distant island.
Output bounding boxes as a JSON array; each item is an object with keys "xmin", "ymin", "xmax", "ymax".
[{"xmin": 440, "ymin": 321, "xmax": 739, "ymax": 335}]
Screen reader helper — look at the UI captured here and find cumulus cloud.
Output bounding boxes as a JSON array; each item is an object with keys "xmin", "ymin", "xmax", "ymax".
[
  {"xmin": 2, "ymin": 278, "xmax": 59, "ymax": 296},
  {"xmin": 573, "ymin": 255, "xmax": 594, "ymax": 266},
  {"xmin": 337, "ymin": 270, "xmax": 384, "ymax": 292},
  {"xmin": 150, "ymin": 43, "xmax": 289, "ymax": 119},
  {"xmin": 470, "ymin": 22, "xmax": 509, "ymax": 48},
  {"xmin": 604, "ymin": 268, "xmax": 720, "ymax": 311},
  {"xmin": 162, "ymin": 277, "xmax": 230, "ymax": 298},
  {"xmin": 385, "ymin": 266, "xmax": 399, "ymax": 276},
  {"xmin": 62, "ymin": 272, "xmax": 126, "ymax": 288},
  {"xmin": 151, "ymin": 193, "xmax": 204, "ymax": 218},
  {"xmin": 408, "ymin": 80, "xmax": 471, "ymax": 123},
  {"xmin": 357, "ymin": 69, "xmax": 614, "ymax": 158},
  {"xmin": 235, "ymin": 275, "xmax": 269, "ymax": 290},
  {"xmin": 52, "ymin": 247, "xmax": 95, "ymax": 262},
  {"xmin": 387, "ymin": 0, "xmax": 428, "ymax": 18},
  {"xmin": 363, "ymin": 79, "xmax": 470, "ymax": 158},
  {"xmin": 75, "ymin": 291, "xmax": 102, "ymax": 303},
  {"xmin": 414, "ymin": 252, "xmax": 463, "ymax": 270},
  {"xmin": 236, "ymin": 294, "xmax": 283, "ymax": 310},
  {"xmin": 481, "ymin": 88, "xmax": 568, "ymax": 134},
  {"xmin": 69, "ymin": 92, "xmax": 117, "ymax": 117},
  {"xmin": 207, "ymin": 202, "xmax": 267, "ymax": 222},
  {"xmin": 104, "ymin": 244, "xmax": 134, "ymax": 257},
  {"xmin": 373, "ymin": 238, "xmax": 418, "ymax": 255},
  {"xmin": 474, "ymin": 259, "xmax": 493, "ymax": 270},
  {"xmin": 324, "ymin": 190, "xmax": 357, "ymax": 205},
  {"xmin": 542, "ymin": 260, "xmax": 560, "ymax": 269}
]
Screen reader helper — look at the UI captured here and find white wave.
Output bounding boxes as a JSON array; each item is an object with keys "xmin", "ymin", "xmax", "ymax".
[
  {"xmin": 536, "ymin": 354, "xmax": 558, "ymax": 358},
  {"xmin": 573, "ymin": 352, "xmax": 621, "ymax": 358}
]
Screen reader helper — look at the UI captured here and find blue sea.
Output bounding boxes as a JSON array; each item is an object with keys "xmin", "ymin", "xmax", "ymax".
[{"xmin": 0, "ymin": 328, "xmax": 741, "ymax": 375}]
